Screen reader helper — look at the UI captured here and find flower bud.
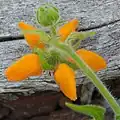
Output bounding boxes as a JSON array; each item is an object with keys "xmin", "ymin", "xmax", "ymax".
[{"xmin": 37, "ymin": 4, "xmax": 60, "ymax": 27}]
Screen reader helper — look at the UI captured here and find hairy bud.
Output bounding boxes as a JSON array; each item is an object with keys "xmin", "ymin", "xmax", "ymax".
[{"xmin": 37, "ymin": 4, "xmax": 60, "ymax": 27}]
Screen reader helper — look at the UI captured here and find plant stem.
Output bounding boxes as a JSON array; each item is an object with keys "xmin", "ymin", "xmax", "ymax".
[
  {"xmin": 52, "ymin": 41, "xmax": 120, "ymax": 117},
  {"xmin": 51, "ymin": 25, "xmax": 57, "ymax": 35}
]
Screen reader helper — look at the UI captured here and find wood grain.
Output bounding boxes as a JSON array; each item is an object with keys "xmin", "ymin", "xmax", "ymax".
[
  {"xmin": 0, "ymin": 20, "xmax": 120, "ymax": 93},
  {"xmin": 0, "ymin": 0, "xmax": 120, "ymax": 100},
  {"xmin": 0, "ymin": 0, "xmax": 120, "ymax": 36}
]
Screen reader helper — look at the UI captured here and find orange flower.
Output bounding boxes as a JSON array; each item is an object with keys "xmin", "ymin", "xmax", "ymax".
[
  {"xmin": 54, "ymin": 63, "xmax": 77, "ymax": 101},
  {"xmin": 76, "ymin": 49, "xmax": 107, "ymax": 71},
  {"xmin": 18, "ymin": 22, "xmax": 45, "ymax": 49},
  {"xmin": 5, "ymin": 54, "xmax": 42, "ymax": 82},
  {"xmin": 19, "ymin": 19, "xmax": 78, "ymax": 48},
  {"xmin": 69, "ymin": 49, "xmax": 107, "ymax": 71},
  {"xmin": 58, "ymin": 19, "xmax": 79, "ymax": 42}
]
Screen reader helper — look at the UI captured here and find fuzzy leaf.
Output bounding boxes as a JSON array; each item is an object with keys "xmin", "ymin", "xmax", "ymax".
[
  {"xmin": 66, "ymin": 102, "xmax": 105, "ymax": 120},
  {"xmin": 75, "ymin": 31, "xmax": 96, "ymax": 40},
  {"xmin": 46, "ymin": 50, "xmax": 61, "ymax": 66},
  {"xmin": 66, "ymin": 31, "xmax": 96, "ymax": 49},
  {"xmin": 33, "ymin": 48, "xmax": 54, "ymax": 70},
  {"xmin": 67, "ymin": 31, "xmax": 96, "ymax": 42}
]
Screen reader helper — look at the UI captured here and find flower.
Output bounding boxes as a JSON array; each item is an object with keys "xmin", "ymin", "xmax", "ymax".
[
  {"xmin": 5, "ymin": 54, "xmax": 42, "ymax": 81},
  {"xmin": 58, "ymin": 19, "xmax": 78, "ymax": 42},
  {"xmin": 18, "ymin": 19, "xmax": 78, "ymax": 48},
  {"xmin": 54, "ymin": 63, "xmax": 77, "ymax": 101},
  {"xmin": 5, "ymin": 19, "xmax": 107, "ymax": 101},
  {"xmin": 68, "ymin": 49, "xmax": 107, "ymax": 72},
  {"xmin": 18, "ymin": 22, "xmax": 45, "ymax": 49},
  {"xmin": 76, "ymin": 49, "xmax": 107, "ymax": 71}
]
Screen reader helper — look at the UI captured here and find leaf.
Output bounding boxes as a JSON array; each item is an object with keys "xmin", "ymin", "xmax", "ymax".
[
  {"xmin": 33, "ymin": 48, "xmax": 54, "ymax": 70},
  {"xmin": 65, "ymin": 102, "xmax": 105, "ymax": 120},
  {"xmin": 66, "ymin": 31, "xmax": 96, "ymax": 49},
  {"xmin": 116, "ymin": 115, "xmax": 120, "ymax": 120},
  {"xmin": 75, "ymin": 31, "xmax": 96, "ymax": 40},
  {"xmin": 67, "ymin": 31, "xmax": 96, "ymax": 41},
  {"xmin": 44, "ymin": 50, "xmax": 61, "ymax": 67}
]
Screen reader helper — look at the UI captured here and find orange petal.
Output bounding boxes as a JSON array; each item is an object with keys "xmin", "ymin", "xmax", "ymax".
[
  {"xmin": 5, "ymin": 54, "xmax": 42, "ymax": 82},
  {"xmin": 76, "ymin": 49, "xmax": 107, "ymax": 71},
  {"xmin": 18, "ymin": 22, "xmax": 45, "ymax": 49},
  {"xmin": 54, "ymin": 63, "xmax": 77, "ymax": 101},
  {"xmin": 58, "ymin": 19, "xmax": 79, "ymax": 42}
]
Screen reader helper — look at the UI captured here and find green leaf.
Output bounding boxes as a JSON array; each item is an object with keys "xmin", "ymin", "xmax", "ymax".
[
  {"xmin": 33, "ymin": 48, "xmax": 54, "ymax": 70},
  {"xmin": 116, "ymin": 115, "xmax": 120, "ymax": 120},
  {"xmin": 66, "ymin": 31, "xmax": 96, "ymax": 42},
  {"xmin": 66, "ymin": 31, "xmax": 96, "ymax": 49},
  {"xmin": 75, "ymin": 31, "xmax": 96, "ymax": 40},
  {"xmin": 65, "ymin": 102, "xmax": 105, "ymax": 120},
  {"xmin": 44, "ymin": 50, "xmax": 61, "ymax": 67}
]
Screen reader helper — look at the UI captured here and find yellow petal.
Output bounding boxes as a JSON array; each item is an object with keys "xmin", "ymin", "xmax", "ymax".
[
  {"xmin": 58, "ymin": 19, "xmax": 79, "ymax": 42},
  {"xmin": 54, "ymin": 63, "xmax": 77, "ymax": 101},
  {"xmin": 76, "ymin": 49, "xmax": 107, "ymax": 71},
  {"xmin": 18, "ymin": 22, "xmax": 45, "ymax": 49},
  {"xmin": 5, "ymin": 54, "xmax": 42, "ymax": 82}
]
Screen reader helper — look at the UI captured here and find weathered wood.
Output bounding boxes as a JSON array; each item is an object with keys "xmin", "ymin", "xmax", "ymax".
[
  {"xmin": 0, "ymin": 0, "xmax": 120, "ymax": 103},
  {"xmin": 0, "ymin": 40, "xmax": 58, "ymax": 93},
  {"xmin": 0, "ymin": 20, "xmax": 120, "ymax": 93},
  {"xmin": 0, "ymin": 92, "xmax": 90, "ymax": 120},
  {"xmin": 0, "ymin": 91, "xmax": 113, "ymax": 120},
  {"xmin": 0, "ymin": 0, "xmax": 120, "ymax": 119},
  {"xmin": 0, "ymin": 0, "xmax": 120, "ymax": 36}
]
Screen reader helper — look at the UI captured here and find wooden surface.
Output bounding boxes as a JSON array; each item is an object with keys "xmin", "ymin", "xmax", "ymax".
[
  {"xmin": 0, "ymin": 1, "xmax": 120, "ymax": 119},
  {"xmin": 0, "ymin": 0, "xmax": 120, "ymax": 94},
  {"xmin": 0, "ymin": 0, "xmax": 120, "ymax": 36}
]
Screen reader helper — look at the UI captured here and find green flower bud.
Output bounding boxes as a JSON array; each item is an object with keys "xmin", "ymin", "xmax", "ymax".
[{"xmin": 37, "ymin": 4, "xmax": 60, "ymax": 27}]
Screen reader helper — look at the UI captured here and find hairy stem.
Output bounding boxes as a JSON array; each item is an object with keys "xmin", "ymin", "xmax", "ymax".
[{"xmin": 51, "ymin": 41, "xmax": 120, "ymax": 118}]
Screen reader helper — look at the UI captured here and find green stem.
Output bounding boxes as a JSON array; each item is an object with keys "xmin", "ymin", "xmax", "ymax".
[
  {"xmin": 72, "ymin": 40, "xmax": 81, "ymax": 50},
  {"xmin": 51, "ymin": 41, "xmax": 120, "ymax": 117},
  {"xmin": 51, "ymin": 25, "xmax": 57, "ymax": 35}
]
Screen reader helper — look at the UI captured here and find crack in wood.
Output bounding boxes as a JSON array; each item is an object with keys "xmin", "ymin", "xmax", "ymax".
[
  {"xmin": 0, "ymin": 35, "xmax": 24, "ymax": 42},
  {"xmin": 1, "ymin": 19, "xmax": 120, "ymax": 42},
  {"xmin": 78, "ymin": 19, "xmax": 120, "ymax": 31}
]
